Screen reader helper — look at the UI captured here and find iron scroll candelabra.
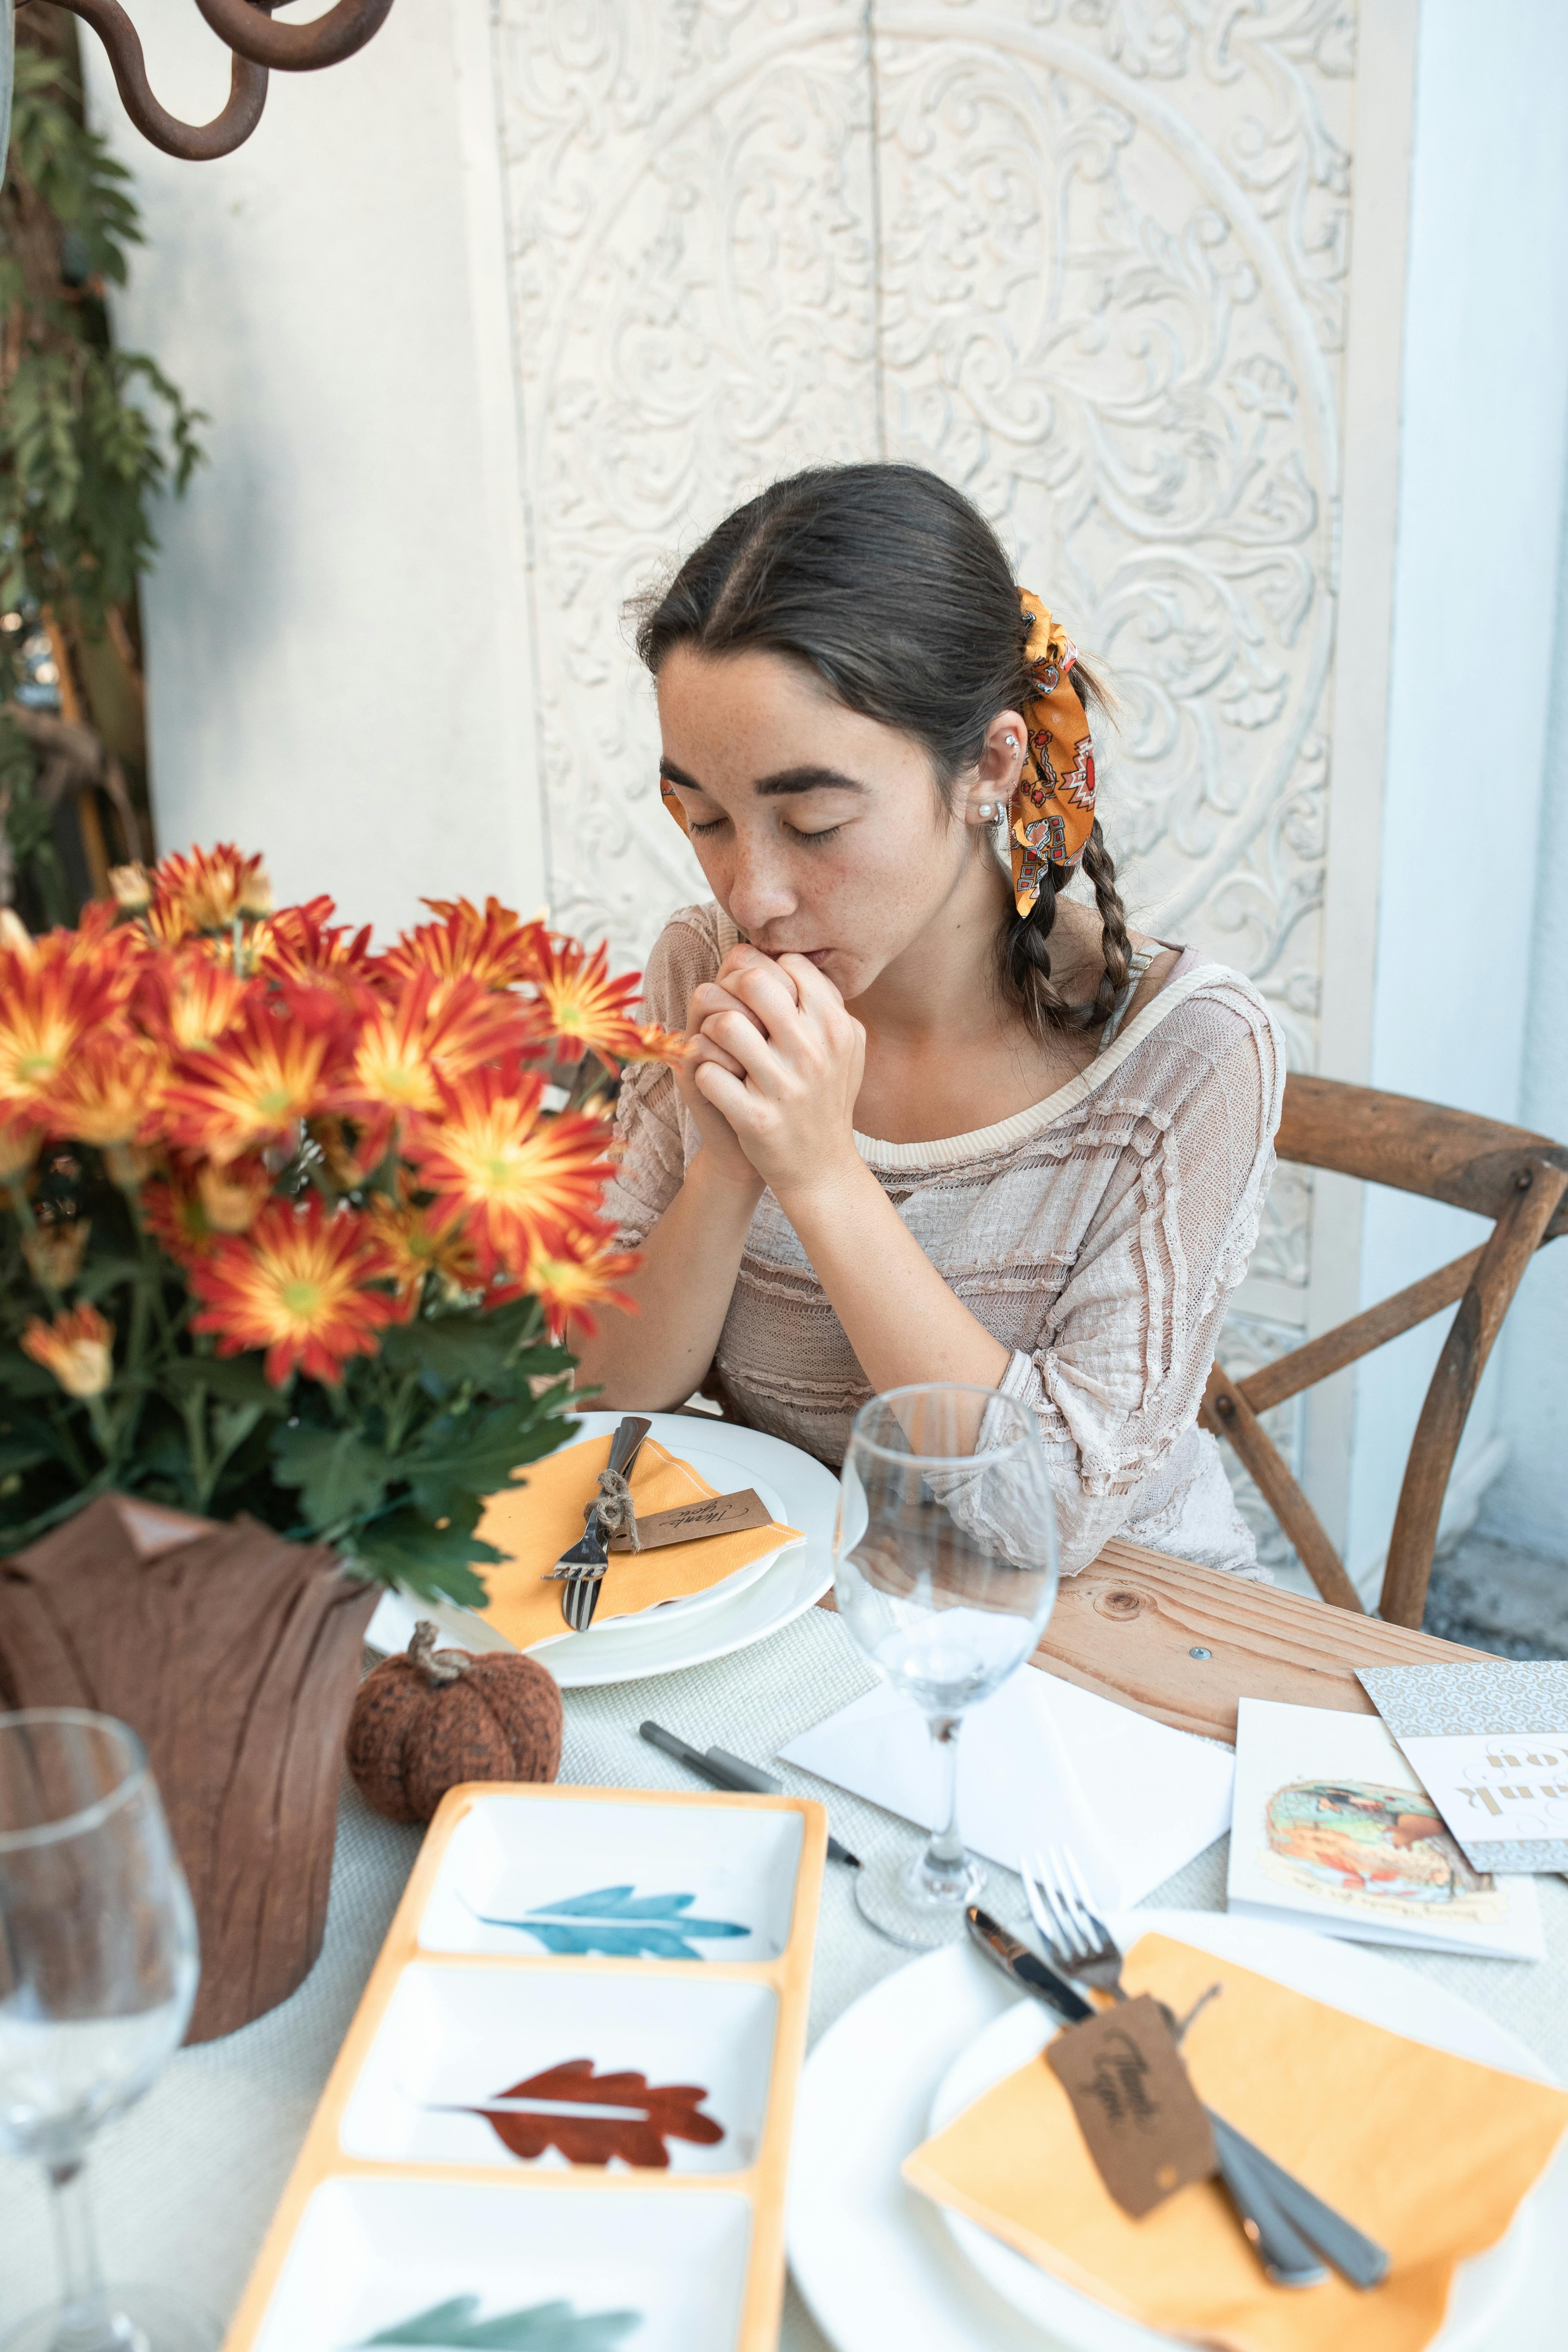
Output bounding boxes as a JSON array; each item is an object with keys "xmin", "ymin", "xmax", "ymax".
[{"xmin": 11, "ymin": 0, "xmax": 394, "ymax": 160}]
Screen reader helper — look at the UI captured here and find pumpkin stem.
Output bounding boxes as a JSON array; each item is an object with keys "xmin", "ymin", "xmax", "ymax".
[{"xmin": 408, "ymin": 1620, "xmax": 472, "ymax": 1685}]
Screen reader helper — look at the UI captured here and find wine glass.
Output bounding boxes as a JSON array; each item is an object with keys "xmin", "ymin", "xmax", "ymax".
[
  {"xmin": 833, "ymin": 1384, "xmax": 1060, "ymax": 1947},
  {"xmin": 0, "ymin": 1709, "xmax": 211, "ymax": 2352}
]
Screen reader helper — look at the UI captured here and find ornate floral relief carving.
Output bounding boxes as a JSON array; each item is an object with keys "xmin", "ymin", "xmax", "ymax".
[
  {"xmin": 493, "ymin": 0, "xmax": 1352, "ymax": 1302},
  {"xmin": 495, "ymin": 0, "xmax": 879, "ymax": 954}
]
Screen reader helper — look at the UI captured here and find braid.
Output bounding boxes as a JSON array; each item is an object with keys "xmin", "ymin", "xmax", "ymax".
[
  {"xmin": 1080, "ymin": 821, "xmax": 1133, "ymax": 1030},
  {"xmin": 1003, "ymin": 868, "xmax": 1077, "ymax": 1027}
]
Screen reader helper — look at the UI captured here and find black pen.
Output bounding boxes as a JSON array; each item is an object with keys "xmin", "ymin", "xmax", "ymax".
[{"xmin": 639, "ymin": 1719, "xmax": 862, "ymax": 1868}]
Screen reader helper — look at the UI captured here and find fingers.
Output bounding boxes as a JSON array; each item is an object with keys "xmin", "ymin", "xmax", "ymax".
[
  {"xmin": 776, "ymin": 951, "xmax": 846, "ymax": 1014},
  {"xmin": 698, "ymin": 1002, "xmax": 785, "ymax": 1086},
  {"xmin": 688, "ymin": 977, "xmax": 766, "ymax": 1038},
  {"xmin": 717, "ymin": 941, "xmax": 802, "ymax": 1003},
  {"xmin": 716, "ymin": 954, "xmax": 810, "ymax": 1038},
  {"xmin": 683, "ymin": 1030, "xmax": 747, "ymax": 1080}
]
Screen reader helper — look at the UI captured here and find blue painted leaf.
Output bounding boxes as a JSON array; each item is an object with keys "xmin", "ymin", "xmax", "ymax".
[
  {"xmin": 475, "ymin": 1883, "xmax": 748, "ymax": 1960},
  {"xmin": 358, "ymin": 2293, "xmax": 640, "ymax": 2348}
]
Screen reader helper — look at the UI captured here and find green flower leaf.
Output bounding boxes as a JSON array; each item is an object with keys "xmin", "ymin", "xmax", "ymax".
[
  {"xmin": 346, "ymin": 1510, "xmax": 502, "ymax": 1607},
  {"xmin": 270, "ymin": 1426, "xmax": 390, "ymax": 1532}
]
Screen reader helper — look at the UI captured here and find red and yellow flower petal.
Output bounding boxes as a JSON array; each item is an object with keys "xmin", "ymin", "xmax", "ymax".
[
  {"xmin": 336, "ymin": 969, "xmax": 533, "ymax": 1154},
  {"xmin": 366, "ymin": 1192, "xmax": 481, "ymax": 1305},
  {"xmin": 133, "ymin": 950, "xmax": 251, "ymax": 1056},
  {"xmin": 45, "ymin": 1030, "xmax": 170, "ymax": 1146},
  {"xmin": 522, "ymin": 1228, "xmax": 639, "ymax": 1340},
  {"xmin": 161, "ymin": 985, "xmax": 353, "ymax": 1165},
  {"xmin": 147, "ymin": 843, "xmax": 273, "ymax": 940},
  {"xmin": 404, "ymin": 1062, "xmax": 613, "ymax": 1279},
  {"xmin": 188, "ymin": 1193, "xmax": 401, "ymax": 1387},
  {"xmin": 22, "ymin": 1302, "xmax": 115, "ymax": 1398},
  {"xmin": 381, "ymin": 896, "xmax": 549, "ymax": 996},
  {"xmin": 0, "ymin": 916, "xmax": 140, "ymax": 1127},
  {"xmin": 530, "ymin": 935, "xmax": 650, "ymax": 1067},
  {"xmin": 143, "ymin": 1168, "xmax": 219, "ymax": 1266}
]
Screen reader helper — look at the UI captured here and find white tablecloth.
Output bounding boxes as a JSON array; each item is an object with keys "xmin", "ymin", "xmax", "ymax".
[{"xmin": 2, "ymin": 1603, "xmax": 1565, "ymax": 2347}]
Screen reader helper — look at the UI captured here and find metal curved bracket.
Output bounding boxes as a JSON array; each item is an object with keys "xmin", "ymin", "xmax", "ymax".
[
  {"xmin": 193, "ymin": 0, "xmax": 392, "ymax": 74},
  {"xmin": 46, "ymin": 0, "xmax": 269, "ymax": 160},
  {"xmin": 32, "ymin": 0, "xmax": 395, "ymax": 161}
]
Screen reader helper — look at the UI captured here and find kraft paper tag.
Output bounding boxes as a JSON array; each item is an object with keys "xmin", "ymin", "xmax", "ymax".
[
  {"xmin": 608, "ymin": 1487, "xmax": 774, "ymax": 1552},
  {"xmin": 1045, "ymin": 1996, "xmax": 1218, "ymax": 2218}
]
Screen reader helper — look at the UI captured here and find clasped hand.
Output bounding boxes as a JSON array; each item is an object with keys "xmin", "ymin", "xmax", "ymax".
[{"xmin": 675, "ymin": 944, "xmax": 865, "ymax": 1201}]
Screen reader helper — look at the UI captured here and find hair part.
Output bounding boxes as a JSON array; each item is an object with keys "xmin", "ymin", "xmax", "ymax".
[{"xmin": 634, "ymin": 462, "xmax": 1131, "ymax": 1035}]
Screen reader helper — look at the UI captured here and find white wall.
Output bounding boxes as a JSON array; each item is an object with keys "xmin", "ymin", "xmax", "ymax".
[
  {"xmin": 1486, "ymin": 497, "xmax": 1568, "ymax": 1563},
  {"xmin": 1343, "ymin": 0, "xmax": 1568, "ymax": 1586},
  {"xmin": 81, "ymin": 0, "xmax": 541, "ymax": 942}
]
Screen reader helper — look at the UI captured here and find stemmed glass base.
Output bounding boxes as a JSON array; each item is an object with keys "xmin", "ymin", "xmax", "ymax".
[
  {"xmin": 0, "ymin": 2287, "xmax": 220, "ymax": 2352},
  {"xmin": 853, "ymin": 1841, "xmax": 986, "ymax": 1949}
]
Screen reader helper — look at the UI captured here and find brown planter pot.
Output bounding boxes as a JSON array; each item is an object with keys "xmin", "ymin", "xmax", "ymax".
[{"xmin": 0, "ymin": 1493, "xmax": 379, "ymax": 2042}]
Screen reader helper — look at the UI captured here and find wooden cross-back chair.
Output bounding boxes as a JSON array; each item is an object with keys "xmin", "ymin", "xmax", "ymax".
[{"xmin": 1200, "ymin": 1077, "xmax": 1568, "ymax": 1629}]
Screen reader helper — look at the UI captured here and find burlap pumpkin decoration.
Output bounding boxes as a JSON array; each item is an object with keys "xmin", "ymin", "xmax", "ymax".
[{"xmin": 347, "ymin": 1621, "xmax": 562, "ymax": 1823}]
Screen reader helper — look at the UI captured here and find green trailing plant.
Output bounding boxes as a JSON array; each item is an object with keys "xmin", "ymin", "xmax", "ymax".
[{"xmin": 1, "ymin": 21, "xmax": 203, "ymax": 911}]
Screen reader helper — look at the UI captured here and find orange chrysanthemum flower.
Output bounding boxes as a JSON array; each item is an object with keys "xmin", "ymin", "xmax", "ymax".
[
  {"xmin": 0, "ymin": 916, "xmax": 138, "ymax": 1133},
  {"xmin": 45, "ymin": 1030, "xmax": 169, "ymax": 1146},
  {"xmin": 143, "ymin": 1169, "xmax": 219, "ymax": 1266},
  {"xmin": 188, "ymin": 1194, "xmax": 402, "ymax": 1387},
  {"xmin": 367, "ymin": 1192, "xmax": 481, "ymax": 1306},
  {"xmin": 134, "ymin": 950, "xmax": 251, "ymax": 1056},
  {"xmin": 336, "ymin": 970, "xmax": 531, "ymax": 1161},
  {"xmin": 22, "ymin": 1302, "xmax": 116, "ymax": 1398},
  {"xmin": 529, "ymin": 935, "xmax": 652, "ymax": 1067},
  {"xmin": 257, "ymin": 896, "xmax": 376, "ymax": 985},
  {"xmin": 161, "ymin": 986, "xmax": 352, "ymax": 1165},
  {"xmin": 382, "ymin": 895, "xmax": 548, "ymax": 996},
  {"xmin": 405, "ymin": 1063, "xmax": 612, "ymax": 1280},
  {"xmin": 522, "ymin": 1228, "xmax": 639, "ymax": 1340},
  {"xmin": 147, "ymin": 843, "xmax": 273, "ymax": 942}
]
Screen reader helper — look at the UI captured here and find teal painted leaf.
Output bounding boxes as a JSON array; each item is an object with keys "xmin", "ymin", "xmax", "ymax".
[
  {"xmin": 477, "ymin": 1884, "xmax": 749, "ymax": 1960},
  {"xmin": 357, "ymin": 2295, "xmax": 640, "ymax": 2349}
]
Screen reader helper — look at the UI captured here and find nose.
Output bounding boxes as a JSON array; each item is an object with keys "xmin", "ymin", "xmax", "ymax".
[{"xmin": 725, "ymin": 829, "xmax": 798, "ymax": 937}]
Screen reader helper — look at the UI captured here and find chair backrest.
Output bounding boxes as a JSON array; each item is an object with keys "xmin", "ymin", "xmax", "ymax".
[{"xmin": 1202, "ymin": 1075, "xmax": 1568, "ymax": 1628}]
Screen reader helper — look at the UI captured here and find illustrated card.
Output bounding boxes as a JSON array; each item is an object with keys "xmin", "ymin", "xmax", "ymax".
[
  {"xmin": 1357, "ymin": 1660, "xmax": 1568, "ymax": 1875},
  {"xmin": 1226, "ymin": 1696, "xmax": 1544, "ymax": 1959}
]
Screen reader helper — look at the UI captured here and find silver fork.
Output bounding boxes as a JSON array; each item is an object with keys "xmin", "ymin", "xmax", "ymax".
[
  {"xmin": 1023, "ymin": 1847, "xmax": 1389, "ymax": 2291},
  {"xmin": 545, "ymin": 1415, "xmax": 651, "ymax": 1632}
]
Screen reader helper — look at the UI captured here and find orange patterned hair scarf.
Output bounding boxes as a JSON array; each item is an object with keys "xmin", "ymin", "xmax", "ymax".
[{"xmin": 1009, "ymin": 591, "xmax": 1097, "ymax": 920}]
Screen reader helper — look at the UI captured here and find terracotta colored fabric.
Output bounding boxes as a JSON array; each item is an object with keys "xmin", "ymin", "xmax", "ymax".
[
  {"xmin": 474, "ymin": 1432, "xmax": 801, "ymax": 1652},
  {"xmin": 1009, "ymin": 590, "xmax": 1098, "ymax": 916},
  {"xmin": 903, "ymin": 1931, "xmax": 1568, "ymax": 2352}
]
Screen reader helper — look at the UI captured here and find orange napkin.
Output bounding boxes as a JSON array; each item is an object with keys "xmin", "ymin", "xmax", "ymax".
[
  {"xmin": 473, "ymin": 1432, "xmax": 802, "ymax": 1652},
  {"xmin": 903, "ymin": 1932, "xmax": 1568, "ymax": 2352}
]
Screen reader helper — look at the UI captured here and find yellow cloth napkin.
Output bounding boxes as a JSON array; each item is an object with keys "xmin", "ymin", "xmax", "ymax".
[
  {"xmin": 903, "ymin": 1931, "xmax": 1568, "ymax": 2352},
  {"xmin": 473, "ymin": 1431, "xmax": 802, "ymax": 1652}
]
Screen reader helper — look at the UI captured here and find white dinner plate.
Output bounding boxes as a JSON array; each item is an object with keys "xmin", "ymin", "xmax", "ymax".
[
  {"xmin": 365, "ymin": 1412, "xmax": 839, "ymax": 1688},
  {"xmin": 786, "ymin": 1914, "xmax": 1568, "ymax": 2352}
]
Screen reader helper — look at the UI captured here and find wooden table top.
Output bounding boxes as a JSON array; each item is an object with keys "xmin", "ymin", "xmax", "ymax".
[{"xmin": 1028, "ymin": 1539, "xmax": 1490, "ymax": 1743}]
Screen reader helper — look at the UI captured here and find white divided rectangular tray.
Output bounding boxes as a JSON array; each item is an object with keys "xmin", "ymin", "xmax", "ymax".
[{"xmin": 222, "ymin": 1782, "xmax": 828, "ymax": 2352}]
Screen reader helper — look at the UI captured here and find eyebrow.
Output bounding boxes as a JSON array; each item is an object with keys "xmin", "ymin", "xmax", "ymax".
[{"xmin": 659, "ymin": 758, "xmax": 869, "ymax": 801}]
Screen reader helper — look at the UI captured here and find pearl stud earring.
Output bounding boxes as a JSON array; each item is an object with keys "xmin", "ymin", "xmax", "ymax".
[
  {"xmin": 1005, "ymin": 733, "xmax": 1018, "ymax": 749},
  {"xmin": 976, "ymin": 801, "xmax": 1000, "ymax": 822}
]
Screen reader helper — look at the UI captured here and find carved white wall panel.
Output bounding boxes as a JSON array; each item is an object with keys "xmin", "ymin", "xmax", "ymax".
[
  {"xmin": 494, "ymin": 0, "xmax": 1360, "ymax": 1553},
  {"xmin": 495, "ymin": 0, "xmax": 880, "ymax": 951}
]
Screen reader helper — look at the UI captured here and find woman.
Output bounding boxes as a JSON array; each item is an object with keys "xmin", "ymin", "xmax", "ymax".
[{"xmin": 576, "ymin": 464, "xmax": 1282, "ymax": 1578}]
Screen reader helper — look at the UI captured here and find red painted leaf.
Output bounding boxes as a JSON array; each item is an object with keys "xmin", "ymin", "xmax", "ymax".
[{"xmin": 462, "ymin": 2056, "xmax": 725, "ymax": 2169}]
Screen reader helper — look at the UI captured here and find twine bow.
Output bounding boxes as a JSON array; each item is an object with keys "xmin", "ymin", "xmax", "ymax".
[{"xmin": 586, "ymin": 1467, "xmax": 641, "ymax": 1553}]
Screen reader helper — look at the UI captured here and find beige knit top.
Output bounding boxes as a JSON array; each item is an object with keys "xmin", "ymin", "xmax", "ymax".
[{"xmin": 604, "ymin": 902, "xmax": 1285, "ymax": 1579}]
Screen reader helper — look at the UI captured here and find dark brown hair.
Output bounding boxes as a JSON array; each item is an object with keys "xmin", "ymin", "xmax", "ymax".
[{"xmin": 634, "ymin": 462, "xmax": 1131, "ymax": 1033}]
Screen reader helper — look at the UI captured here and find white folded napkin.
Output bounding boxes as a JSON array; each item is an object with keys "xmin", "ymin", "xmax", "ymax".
[{"xmin": 779, "ymin": 1666, "xmax": 1235, "ymax": 1909}]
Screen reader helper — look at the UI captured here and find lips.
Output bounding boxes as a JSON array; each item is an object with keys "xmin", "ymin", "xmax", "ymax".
[{"xmin": 757, "ymin": 947, "xmax": 832, "ymax": 967}]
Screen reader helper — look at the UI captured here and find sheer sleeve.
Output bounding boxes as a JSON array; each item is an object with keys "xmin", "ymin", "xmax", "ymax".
[
  {"xmin": 994, "ymin": 980, "xmax": 1285, "ymax": 1574},
  {"xmin": 600, "ymin": 904, "xmax": 721, "ymax": 1248}
]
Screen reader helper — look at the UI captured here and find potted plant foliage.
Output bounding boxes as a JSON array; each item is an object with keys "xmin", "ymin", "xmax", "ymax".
[{"xmin": 0, "ymin": 847, "xmax": 677, "ymax": 2034}]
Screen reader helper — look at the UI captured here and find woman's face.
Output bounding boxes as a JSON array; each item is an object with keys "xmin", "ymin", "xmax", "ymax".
[{"xmin": 655, "ymin": 646, "xmax": 1015, "ymax": 1005}]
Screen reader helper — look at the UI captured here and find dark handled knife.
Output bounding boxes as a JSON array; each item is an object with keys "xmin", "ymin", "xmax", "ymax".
[
  {"xmin": 639, "ymin": 1720, "xmax": 862, "ymax": 1867},
  {"xmin": 965, "ymin": 1908, "xmax": 1387, "ymax": 2291}
]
